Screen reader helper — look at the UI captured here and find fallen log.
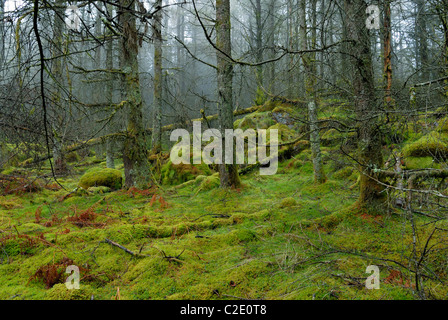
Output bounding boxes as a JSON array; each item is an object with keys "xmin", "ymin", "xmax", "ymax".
[{"xmin": 24, "ymin": 105, "xmax": 265, "ymax": 166}]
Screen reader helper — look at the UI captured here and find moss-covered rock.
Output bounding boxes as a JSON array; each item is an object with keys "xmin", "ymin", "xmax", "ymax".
[
  {"xmin": 161, "ymin": 160, "xmax": 212, "ymax": 186},
  {"xmin": 402, "ymin": 132, "xmax": 448, "ymax": 160},
  {"xmin": 403, "ymin": 156, "xmax": 440, "ymax": 170},
  {"xmin": 78, "ymin": 168, "xmax": 122, "ymax": 190},
  {"xmin": 235, "ymin": 111, "xmax": 276, "ymax": 131},
  {"xmin": 267, "ymin": 123, "xmax": 297, "ymax": 144},
  {"xmin": 272, "ymin": 106, "xmax": 296, "ymax": 128}
]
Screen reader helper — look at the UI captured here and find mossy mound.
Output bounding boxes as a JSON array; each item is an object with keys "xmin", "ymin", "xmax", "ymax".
[
  {"xmin": 161, "ymin": 160, "xmax": 212, "ymax": 186},
  {"xmin": 402, "ymin": 132, "xmax": 448, "ymax": 160},
  {"xmin": 195, "ymin": 173, "xmax": 220, "ymax": 192},
  {"xmin": 437, "ymin": 117, "xmax": 448, "ymax": 133},
  {"xmin": 235, "ymin": 111, "xmax": 275, "ymax": 131},
  {"xmin": 267, "ymin": 123, "xmax": 297, "ymax": 144},
  {"xmin": 332, "ymin": 167, "xmax": 354, "ymax": 180},
  {"xmin": 403, "ymin": 156, "xmax": 441, "ymax": 170},
  {"xmin": 78, "ymin": 168, "xmax": 122, "ymax": 190},
  {"xmin": 46, "ymin": 283, "xmax": 94, "ymax": 300},
  {"xmin": 87, "ymin": 186, "xmax": 112, "ymax": 194},
  {"xmin": 279, "ymin": 197, "xmax": 297, "ymax": 208}
]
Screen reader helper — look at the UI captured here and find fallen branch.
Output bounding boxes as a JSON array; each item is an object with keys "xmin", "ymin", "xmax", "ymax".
[{"xmin": 104, "ymin": 238, "xmax": 150, "ymax": 258}]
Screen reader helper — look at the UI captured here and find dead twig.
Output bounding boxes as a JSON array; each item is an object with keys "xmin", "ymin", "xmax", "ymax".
[{"xmin": 104, "ymin": 238, "xmax": 150, "ymax": 258}]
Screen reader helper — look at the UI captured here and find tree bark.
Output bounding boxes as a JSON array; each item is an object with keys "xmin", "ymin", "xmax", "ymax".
[
  {"xmin": 216, "ymin": 0, "xmax": 241, "ymax": 188},
  {"xmin": 151, "ymin": 0, "xmax": 163, "ymax": 154},
  {"xmin": 266, "ymin": 0, "xmax": 276, "ymax": 93},
  {"xmin": 119, "ymin": 0, "xmax": 151, "ymax": 189},
  {"xmin": 51, "ymin": 0, "xmax": 67, "ymax": 174},
  {"xmin": 383, "ymin": 0, "xmax": 393, "ymax": 105},
  {"xmin": 344, "ymin": 0, "xmax": 385, "ymax": 210},
  {"xmin": 300, "ymin": 0, "xmax": 326, "ymax": 185},
  {"xmin": 105, "ymin": 2, "xmax": 115, "ymax": 169}
]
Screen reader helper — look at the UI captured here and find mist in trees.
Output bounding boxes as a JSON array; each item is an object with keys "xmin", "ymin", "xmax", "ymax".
[{"xmin": 0, "ymin": 0, "xmax": 447, "ymax": 213}]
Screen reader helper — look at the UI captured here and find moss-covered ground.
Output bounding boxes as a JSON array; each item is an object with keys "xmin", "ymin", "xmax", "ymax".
[
  {"xmin": 2, "ymin": 101, "xmax": 448, "ymax": 300},
  {"xmin": 1, "ymin": 151, "xmax": 447, "ymax": 300}
]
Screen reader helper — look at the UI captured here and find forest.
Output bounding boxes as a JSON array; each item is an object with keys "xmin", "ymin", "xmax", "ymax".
[{"xmin": 0, "ymin": 0, "xmax": 448, "ymax": 302}]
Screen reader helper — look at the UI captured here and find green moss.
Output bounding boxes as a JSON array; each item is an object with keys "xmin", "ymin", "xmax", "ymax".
[
  {"xmin": 161, "ymin": 160, "xmax": 212, "ymax": 186},
  {"xmin": 196, "ymin": 173, "xmax": 220, "ymax": 192},
  {"xmin": 332, "ymin": 167, "xmax": 354, "ymax": 180},
  {"xmin": 66, "ymin": 151, "xmax": 81, "ymax": 163},
  {"xmin": 404, "ymin": 156, "xmax": 440, "ymax": 170},
  {"xmin": 321, "ymin": 129, "xmax": 342, "ymax": 146},
  {"xmin": 267, "ymin": 123, "xmax": 297, "ymax": 144},
  {"xmin": 402, "ymin": 132, "xmax": 448, "ymax": 159},
  {"xmin": 87, "ymin": 186, "xmax": 112, "ymax": 194},
  {"xmin": 279, "ymin": 197, "xmax": 297, "ymax": 208},
  {"xmin": 79, "ymin": 168, "xmax": 123, "ymax": 190},
  {"xmin": 254, "ymin": 86, "xmax": 267, "ymax": 106},
  {"xmin": 46, "ymin": 283, "xmax": 94, "ymax": 300},
  {"xmin": 0, "ymin": 196, "xmax": 23, "ymax": 210},
  {"xmin": 236, "ymin": 111, "xmax": 275, "ymax": 131}
]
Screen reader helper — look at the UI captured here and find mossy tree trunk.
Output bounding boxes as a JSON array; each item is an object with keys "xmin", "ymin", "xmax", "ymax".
[
  {"xmin": 216, "ymin": 0, "xmax": 241, "ymax": 189},
  {"xmin": 0, "ymin": 0, "xmax": 5, "ymax": 79},
  {"xmin": 51, "ymin": 0, "xmax": 67, "ymax": 174},
  {"xmin": 266, "ymin": 0, "xmax": 276, "ymax": 94},
  {"xmin": 105, "ymin": 3, "xmax": 115, "ymax": 169},
  {"xmin": 344, "ymin": 0, "xmax": 385, "ymax": 211},
  {"xmin": 151, "ymin": 0, "xmax": 163, "ymax": 154},
  {"xmin": 119, "ymin": 0, "xmax": 151, "ymax": 189},
  {"xmin": 299, "ymin": 0, "xmax": 326, "ymax": 185}
]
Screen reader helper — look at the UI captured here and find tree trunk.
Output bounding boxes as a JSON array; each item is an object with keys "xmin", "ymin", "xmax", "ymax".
[
  {"xmin": 415, "ymin": 0, "xmax": 429, "ymax": 81},
  {"xmin": 105, "ymin": 3, "xmax": 115, "ymax": 169},
  {"xmin": 344, "ymin": 0, "xmax": 385, "ymax": 211},
  {"xmin": 51, "ymin": 0, "xmax": 67, "ymax": 174},
  {"xmin": 151, "ymin": 0, "xmax": 163, "ymax": 154},
  {"xmin": 119, "ymin": 0, "xmax": 151, "ymax": 189},
  {"xmin": 266, "ymin": 0, "xmax": 276, "ymax": 94},
  {"xmin": 383, "ymin": 0, "xmax": 393, "ymax": 105},
  {"xmin": 216, "ymin": 0, "xmax": 241, "ymax": 188},
  {"xmin": 254, "ymin": 0, "xmax": 263, "ymax": 88},
  {"xmin": 0, "ymin": 0, "xmax": 5, "ymax": 79},
  {"xmin": 300, "ymin": 0, "xmax": 326, "ymax": 185}
]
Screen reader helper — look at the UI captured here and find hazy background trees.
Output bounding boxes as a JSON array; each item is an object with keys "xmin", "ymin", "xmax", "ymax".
[{"xmin": 0, "ymin": 0, "xmax": 447, "ymax": 193}]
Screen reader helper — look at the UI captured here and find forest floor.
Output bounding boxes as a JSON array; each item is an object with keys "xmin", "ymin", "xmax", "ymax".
[
  {"xmin": 2, "ymin": 100, "xmax": 448, "ymax": 300},
  {"xmin": 0, "ymin": 151, "xmax": 445, "ymax": 300}
]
